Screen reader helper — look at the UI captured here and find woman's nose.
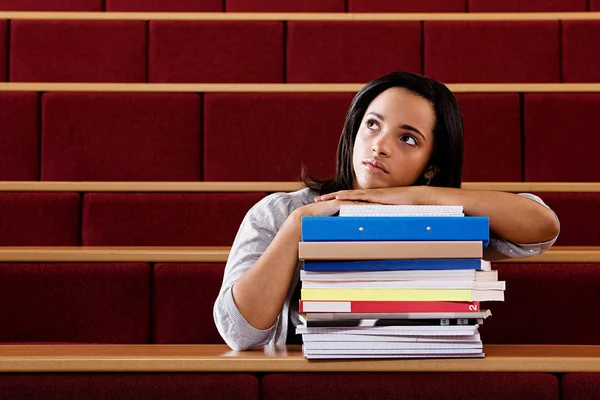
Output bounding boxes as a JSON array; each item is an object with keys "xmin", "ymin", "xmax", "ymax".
[{"xmin": 371, "ymin": 133, "xmax": 392, "ymax": 157}]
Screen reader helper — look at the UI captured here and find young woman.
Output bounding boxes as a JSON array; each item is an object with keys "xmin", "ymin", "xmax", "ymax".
[{"xmin": 213, "ymin": 71, "xmax": 560, "ymax": 351}]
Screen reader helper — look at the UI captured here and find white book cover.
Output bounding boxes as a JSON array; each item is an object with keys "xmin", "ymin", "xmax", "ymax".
[
  {"xmin": 306, "ymin": 353, "xmax": 485, "ymax": 359},
  {"xmin": 303, "ymin": 341, "xmax": 483, "ymax": 350},
  {"xmin": 303, "ymin": 310, "xmax": 492, "ymax": 321},
  {"xmin": 301, "ymin": 333, "xmax": 482, "ymax": 342},
  {"xmin": 301, "ymin": 280, "xmax": 505, "ymax": 290},
  {"xmin": 301, "ymin": 268, "xmax": 496, "ymax": 282},
  {"xmin": 296, "ymin": 325, "xmax": 479, "ymax": 336},
  {"xmin": 339, "ymin": 204, "xmax": 464, "ymax": 216}
]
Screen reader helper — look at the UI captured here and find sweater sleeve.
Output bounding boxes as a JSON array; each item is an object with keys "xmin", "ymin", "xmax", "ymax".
[
  {"xmin": 488, "ymin": 193, "xmax": 560, "ymax": 258},
  {"xmin": 213, "ymin": 192, "xmax": 295, "ymax": 351}
]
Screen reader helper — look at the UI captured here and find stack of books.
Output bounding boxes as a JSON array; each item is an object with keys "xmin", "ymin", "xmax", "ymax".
[{"xmin": 296, "ymin": 204, "xmax": 505, "ymax": 360}]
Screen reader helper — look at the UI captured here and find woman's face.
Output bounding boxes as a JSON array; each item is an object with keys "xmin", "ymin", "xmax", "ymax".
[{"xmin": 352, "ymin": 87, "xmax": 436, "ymax": 190}]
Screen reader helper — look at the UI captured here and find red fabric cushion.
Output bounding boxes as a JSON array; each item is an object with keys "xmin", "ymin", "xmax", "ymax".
[
  {"xmin": 531, "ymin": 192, "xmax": 600, "ymax": 246},
  {"xmin": 0, "ymin": 20, "xmax": 6, "ymax": 80},
  {"xmin": 0, "ymin": 0, "xmax": 101, "ymax": 10},
  {"xmin": 469, "ymin": 0, "xmax": 586, "ymax": 11},
  {"xmin": 0, "ymin": 193, "xmax": 79, "ymax": 245},
  {"xmin": 149, "ymin": 21, "xmax": 283, "ymax": 83},
  {"xmin": 481, "ymin": 263, "xmax": 600, "ymax": 344},
  {"xmin": 82, "ymin": 193, "xmax": 266, "ymax": 246},
  {"xmin": 562, "ymin": 21, "xmax": 600, "ymax": 82},
  {"xmin": 106, "ymin": 0, "xmax": 222, "ymax": 11},
  {"xmin": 262, "ymin": 373, "xmax": 558, "ymax": 400},
  {"xmin": 0, "ymin": 374, "xmax": 259, "ymax": 400},
  {"xmin": 287, "ymin": 22, "xmax": 421, "ymax": 83},
  {"xmin": 424, "ymin": 22, "xmax": 560, "ymax": 83},
  {"xmin": 10, "ymin": 20, "xmax": 146, "ymax": 82},
  {"xmin": 348, "ymin": 0, "xmax": 466, "ymax": 12},
  {"xmin": 524, "ymin": 94, "xmax": 600, "ymax": 182},
  {"xmin": 0, "ymin": 92, "xmax": 39, "ymax": 180},
  {"xmin": 227, "ymin": 0, "xmax": 344, "ymax": 11},
  {"xmin": 41, "ymin": 93, "xmax": 201, "ymax": 181},
  {"xmin": 204, "ymin": 93, "xmax": 353, "ymax": 181},
  {"xmin": 562, "ymin": 374, "xmax": 600, "ymax": 400},
  {"xmin": 0, "ymin": 263, "xmax": 150, "ymax": 343},
  {"xmin": 456, "ymin": 94, "xmax": 521, "ymax": 182},
  {"xmin": 592, "ymin": 0, "xmax": 600, "ymax": 10},
  {"xmin": 153, "ymin": 263, "xmax": 225, "ymax": 344}
]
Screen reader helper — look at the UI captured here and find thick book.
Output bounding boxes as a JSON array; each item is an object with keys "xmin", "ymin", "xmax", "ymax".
[
  {"xmin": 301, "ymin": 288, "xmax": 504, "ymax": 302},
  {"xmin": 301, "ymin": 280, "xmax": 505, "ymax": 290},
  {"xmin": 302, "ymin": 259, "xmax": 491, "ymax": 272},
  {"xmin": 299, "ymin": 300, "xmax": 481, "ymax": 313},
  {"xmin": 302, "ymin": 318, "xmax": 481, "ymax": 328},
  {"xmin": 303, "ymin": 348, "xmax": 484, "ymax": 356},
  {"xmin": 303, "ymin": 341, "xmax": 483, "ymax": 351},
  {"xmin": 301, "ymin": 333, "xmax": 482, "ymax": 342},
  {"xmin": 299, "ymin": 241, "xmax": 483, "ymax": 260},
  {"xmin": 301, "ymin": 216, "xmax": 489, "ymax": 247},
  {"xmin": 306, "ymin": 353, "xmax": 485, "ymax": 359},
  {"xmin": 296, "ymin": 324, "xmax": 479, "ymax": 336},
  {"xmin": 303, "ymin": 310, "xmax": 491, "ymax": 320},
  {"xmin": 301, "ymin": 269, "xmax": 497, "ymax": 281}
]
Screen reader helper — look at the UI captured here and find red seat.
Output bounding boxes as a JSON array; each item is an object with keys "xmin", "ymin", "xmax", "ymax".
[
  {"xmin": 348, "ymin": 0, "xmax": 466, "ymax": 12},
  {"xmin": 41, "ymin": 93, "xmax": 201, "ymax": 181},
  {"xmin": 424, "ymin": 21, "xmax": 560, "ymax": 83},
  {"xmin": 524, "ymin": 94, "xmax": 600, "ymax": 182},
  {"xmin": 0, "ymin": 20, "xmax": 6, "ymax": 81},
  {"xmin": 0, "ymin": 374, "xmax": 259, "ymax": 400},
  {"xmin": 480, "ymin": 263, "xmax": 600, "ymax": 344},
  {"xmin": 227, "ymin": 0, "xmax": 344, "ymax": 12},
  {"xmin": 562, "ymin": 374, "xmax": 600, "ymax": 400},
  {"xmin": 0, "ymin": 263, "xmax": 150, "ymax": 343},
  {"xmin": 10, "ymin": 21, "xmax": 146, "ymax": 82},
  {"xmin": 153, "ymin": 263, "xmax": 225, "ymax": 344},
  {"xmin": 0, "ymin": 93, "xmax": 39, "ymax": 180},
  {"xmin": 204, "ymin": 93, "xmax": 353, "ymax": 181},
  {"xmin": 261, "ymin": 373, "xmax": 558, "ymax": 400},
  {"xmin": 106, "ymin": 0, "xmax": 222, "ymax": 11},
  {"xmin": 149, "ymin": 21, "xmax": 284, "ymax": 83},
  {"xmin": 456, "ymin": 94, "xmax": 521, "ymax": 182},
  {"xmin": 0, "ymin": 193, "xmax": 79, "ymax": 246},
  {"xmin": 592, "ymin": 0, "xmax": 600, "ymax": 10},
  {"xmin": 286, "ymin": 22, "xmax": 421, "ymax": 83},
  {"xmin": 82, "ymin": 193, "xmax": 266, "ymax": 246},
  {"xmin": 469, "ymin": 0, "xmax": 586, "ymax": 12},
  {"xmin": 562, "ymin": 21, "xmax": 600, "ymax": 82},
  {"xmin": 532, "ymin": 192, "xmax": 600, "ymax": 246},
  {"xmin": 0, "ymin": 0, "xmax": 101, "ymax": 10}
]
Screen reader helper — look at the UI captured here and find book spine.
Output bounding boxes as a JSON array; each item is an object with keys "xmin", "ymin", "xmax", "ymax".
[
  {"xmin": 303, "ymin": 258, "xmax": 485, "ymax": 271},
  {"xmin": 301, "ymin": 288, "xmax": 476, "ymax": 301},
  {"xmin": 305, "ymin": 318, "xmax": 479, "ymax": 328},
  {"xmin": 299, "ymin": 300, "xmax": 480, "ymax": 313}
]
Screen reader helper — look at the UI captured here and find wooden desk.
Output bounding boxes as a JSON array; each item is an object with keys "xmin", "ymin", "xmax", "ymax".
[{"xmin": 1, "ymin": 345, "xmax": 599, "ymax": 373}]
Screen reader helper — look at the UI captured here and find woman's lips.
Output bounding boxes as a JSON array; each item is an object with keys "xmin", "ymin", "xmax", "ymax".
[{"xmin": 363, "ymin": 159, "xmax": 388, "ymax": 174}]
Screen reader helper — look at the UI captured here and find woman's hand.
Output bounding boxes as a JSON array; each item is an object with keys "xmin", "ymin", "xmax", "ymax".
[{"xmin": 314, "ymin": 186, "xmax": 425, "ymax": 206}]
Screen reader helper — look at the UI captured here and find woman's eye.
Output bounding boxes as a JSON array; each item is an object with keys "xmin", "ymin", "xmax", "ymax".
[
  {"xmin": 365, "ymin": 119, "xmax": 379, "ymax": 130},
  {"xmin": 400, "ymin": 135, "xmax": 418, "ymax": 146}
]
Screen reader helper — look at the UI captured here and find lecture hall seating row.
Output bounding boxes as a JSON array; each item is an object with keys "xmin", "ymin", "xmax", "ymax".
[
  {"xmin": 1, "ymin": 91, "xmax": 599, "ymax": 183},
  {"xmin": 1, "ymin": 19, "xmax": 600, "ymax": 83},
  {"xmin": 0, "ymin": 190, "xmax": 597, "ymax": 246},
  {"xmin": 1, "ymin": 0, "xmax": 600, "ymax": 12},
  {"xmin": 1, "ymin": 261, "xmax": 600, "ymax": 345}
]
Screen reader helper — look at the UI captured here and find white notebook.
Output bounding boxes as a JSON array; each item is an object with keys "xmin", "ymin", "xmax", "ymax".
[{"xmin": 339, "ymin": 204, "xmax": 464, "ymax": 217}]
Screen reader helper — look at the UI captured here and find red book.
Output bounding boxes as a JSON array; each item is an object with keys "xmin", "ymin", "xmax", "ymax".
[{"xmin": 299, "ymin": 300, "xmax": 480, "ymax": 313}]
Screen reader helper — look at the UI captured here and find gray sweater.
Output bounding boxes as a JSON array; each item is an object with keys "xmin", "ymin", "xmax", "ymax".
[{"xmin": 213, "ymin": 187, "xmax": 559, "ymax": 351}]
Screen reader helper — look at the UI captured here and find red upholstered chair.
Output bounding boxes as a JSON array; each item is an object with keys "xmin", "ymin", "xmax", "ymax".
[
  {"xmin": 0, "ymin": 374, "xmax": 260, "ymax": 400},
  {"xmin": 531, "ymin": 192, "xmax": 600, "ymax": 246},
  {"xmin": 424, "ymin": 21, "xmax": 560, "ymax": 83},
  {"xmin": 469, "ymin": 0, "xmax": 586, "ymax": 12},
  {"xmin": 524, "ymin": 94, "xmax": 600, "ymax": 182},
  {"xmin": 480, "ymin": 263, "xmax": 600, "ymax": 344},
  {"xmin": 203, "ymin": 93, "xmax": 353, "ymax": 181},
  {"xmin": 82, "ymin": 193, "xmax": 266, "ymax": 246},
  {"xmin": 562, "ymin": 21, "xmax": 600, "ymax": 82},
  {"xmin": 227, "ymin": 0, "xmax": 344, "ymax": 12},
  {"xmin": 455, "ymin": 94, "xmax": 521, "ymax": 182},
  {"xmin": 562, "ymin": 374, "xmax": 600, "ymax": 400},
  {"xmin": 106, "ymin": 0, "xmax": 222, "ymax": 11},
  {"xmin": 0, "ymin": 20, "xmax": 6, "ymax": 81},
  {"xmin": 592, "ymin": 0, "xmax": 600, "ymax": 10},
  {"xmin": 0, "ymin": 0, "xmax": 102, "ymax": 10},
  {"xmin": 261, "ymin": 373, "xmax": 559, "ymax": 400},
  {"xmin": 0, "ymin": 193, "xmax": 79, "ymax": 246},
  {"xmin": 41, "ymin": 93, "xmax": 202, "ymax": 181},
  {"xmin": 348, "ymin": 0, "xmax": 466, "ymax": 12},
  {"xmin": 0, "ymin": 263, "xmax": 150, "ymax": 343},
  {"xmin": 0, "ymin": 93, "xmax": 39, "ymax": 180},
  {"xmin": 153, "ymin": 263, "xmax": 225, "ymax": 344},
  {"xmin": 287, "ymin": 22, "xmax": 421, "ymax": 83},
  {"xmin": 10, "ymin": 21, "xmax": 146, "ymax": 82},
  {"xmin": 148, "ymin": 21, "xmax": 284, "ymax": 83}
]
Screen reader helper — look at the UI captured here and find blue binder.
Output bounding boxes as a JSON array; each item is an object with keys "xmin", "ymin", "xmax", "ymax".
[
  {"xmin": 301, "ymin": 216, "xmax": 489, "ymax": 247},
  {"xmin": 303, "ymin": 258, "xmax": 486, "ymax": 272}
]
